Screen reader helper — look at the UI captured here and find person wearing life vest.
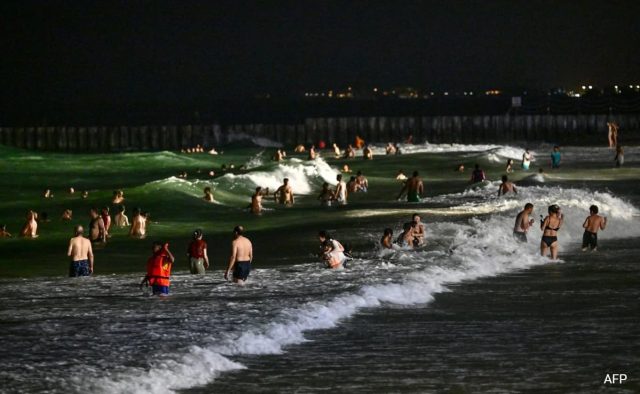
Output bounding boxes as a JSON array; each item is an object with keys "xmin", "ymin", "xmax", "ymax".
[{"xmin": 141, "ymin": 241, "xmax": 175, "ymax": 295}]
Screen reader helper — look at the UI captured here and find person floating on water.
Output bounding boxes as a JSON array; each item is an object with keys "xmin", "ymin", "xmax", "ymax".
[
  {"xmin": 274, "ymin": 178, "xmax": 294, "ymax": 205},
  {"xmin": 470, "ymin": 164, "xmax": 486, "ymax": 183},
  {"xmin": 129, "ymin": 208, "xmax": 147, "ymax": 239},
  {"xmin": 203, "ymin": 187, "xmax": 214, "ymax": 202},
  {"xmin": 334, "ymin": 174, "xmax": 348, "ymax": 205},
  {"xmin": 607, "ymin": 122, "xmax": 619, "ymax": 149},
  {"xmin": 397, "ymin": 171, "xmax": 424, "ymax": 202},
  {"xmin": 513, "ymin": 203, "xmax": 535, "ymax": 242},
  {"xmin": 412, "ymin": 213, "xmax": 426, "ymax": 246},
  {"xmin": 251, "ymin": 186, "xmax": 269, "ymax": 214},
  {"xmin": 114, "ymin": 205, "xmax": 129, "ymax": 227},
  {"xmin": 187, "ymin": 229, "xmax": 210, "ymax": 274},
  {"xmin": 294, "ymin": 144, "xmax": 306, "ymax": 153},
  {"xmin": 355, "ymin": 171, "xmax": 368, "ymax": 192},
  {"xmin": 224, "ymin": 225, "xmax": 253, "ymax": 285},
  {"xmin": 614, "ymin": 145, "xmax": 624, "ymax": 168},
  {"xmin": 540, "ymin": 204, "xmax": 563, "ymax": 260},
  {"xmin": 550, "ymin": 146, "xmax": 561, "ymax": 169},
  {"xmin": 497, "ymin": 175, "xmax": 517, "ymax": 196},
  {"xmin": 318, "ymin": 182, "xmax": 335, "ymax": 207},
  {"xmin": 20, "ymin": 210, "xmax": 38, "ymax": 238},
  {"xmin": 582, "ymin": 205, "xmax": 607, "ymax": 252},
  {"xmin": 141, "ymin": 241, "xmax": 175, "ymax": 295},
  {"xmin": 0, "ymin": 224, "xmax": 13, "ymax": 238},
  {"xmin": 89, "ymin": 208, "xmax": 106, "ymax": 244},
  {"xmin": 317, "ymin": 230, "xmax": 350, "ymax": 268},
  {"xmin": 380, "ymin": 228, "xmax": 393, "ymax": 249},
  {"xmin": 522, "ymin": 148, "xmax": 532, "ymax": 170},
  {"xmin": 67, "ymin": 225, "xmax": 94, "ymax": 277}
]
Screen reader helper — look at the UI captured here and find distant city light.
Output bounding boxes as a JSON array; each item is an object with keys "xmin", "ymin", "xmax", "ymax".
[
  {"xmin": 373, "ymin": 87, "xmax": 378, "ymax": 92},
  {"xmin": 636, "ymin": 85, "xmax": 640, "ymax": 89},
  {"xmin": 469, "ymin": 91, "xmax": 474, "ymax": 96},
  {"xmin": 581, "ymin": 85, "xmax": 586, "ymax": 90},
  {"xmin": 588, "ymin": 85, "xmax": 593, "ymax": 89},
  {"xmin": 430, "ymin": 92, "xmax": 434, "ymax": 96},
  {"xmin": 444, "ymin": 91, "xmax": 449, "ymax": 96},
  {"xmin": 614, "ymin": 85, "xmax": 618, "ymax": 89}
]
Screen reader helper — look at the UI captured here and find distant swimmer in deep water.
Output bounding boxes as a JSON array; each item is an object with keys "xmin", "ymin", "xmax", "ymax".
[
  {"xmin": 224, "ymin": 226, "xmax": 253, "ymax": 284},
  {"xmin": 334, "ymin": 174, "xmax": 348, "ymax": 205},
  {"xmin": 318, "ymin": 182, "xmax": 335, "ymax": 207},
  {"xmin": 67, "ymin": 225, "xmax": 94, "ymax": 277},
  {"xmin": 112, "ymin": 190, "xmax": 125, "ymax": 205},
  {"xmin": 497, "ymin": 175, "xmax": 518, "ymax": 196},
  {"xmin": 141, "ymin": 241, "xmax": 175, "ymax": 295},
  {"xmin": 81, "ymin": 190, "xmax": 89, "ymax": 199},
  {"xmin": 61, "ymin": 209, "xmax": 73, "ymax": 221},
  {"xmin": 20, "ymin": 210, "xmax": 38, "ymax": 238},
  {"xmin": 43, "ymin": 189, "xmax": 53, "ymax": 199},
  {"xmin": 582, "ymin": 205, "xmax": 607, "ymax": 252},
  {"xmin": 381, "ymin": 228, "xmax": 393, "ymax": 249},
  {"xmin": 0, "ymin": 224, "xmax": 13, "ymax": 238},
  {"xmin": 607, "ymin": 122, "xmax": 619, "ymax": 149},
  {"xmin": 412, "ymin": 213, "xmax": 426, "ymax": 246},
  {"xmin": 89, "ymin": 208, "xmax": 106, "ymax": 244},
  {"xmin": 470, "ymin": 164, "xmax": 486, "ymax": 183},
  {"xmin": 187, "ymin": 229, "xmax": 210, "ymax": 274},
  {"xmin": 540, "ymin": 204, "xmax": 563, "ymax": 260},
  {"xmin": 513, "ymin": 203, "xmax": 535, "ymax": 242},
  {"xmin": 397, "ymin": 171, "xmax": 424, "ymax": 202},
  {"xmin": 318, "ymin": 230, "xmax": 349, "ymax": 268},
  {"xmin": 203, "ymin": 187, "xmax": 214, "ymax": 202},
  {"xmin": 274, "ymin": 178, "xmax": 295, "ymax": 205},
  {"xmin": 114, "ymin": 205, "xmax": 129, "ymax": 227},
  {"xmin": 251, "ymin": 186, "xmax": 270, "ymax": 214},
  {"xmin": 614, "ymin": 145, "xmax": 624, "ymax": 168},
  {"xmin": 129, "ymin": 208, "xmax": 147, "ymax": 239},
  {"xmin": 522, "ymin": 148, "xmax": 532, "ymax": 170}
]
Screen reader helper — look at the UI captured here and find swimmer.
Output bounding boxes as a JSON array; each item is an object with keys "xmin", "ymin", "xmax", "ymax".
[
  {"xmin": 89, "ymin": 208, "xmax": 106, "ymax": 244},
  {"xmin": 345, "ymin": 144, "xmax": 356, "ymax": 159},
  {"xmin": 386, "ymin": 142, "xmax": 396, "ymax": 155},
  {"xmin": 273, "ymin": 149, "xmax": 283, "ymax": 162},
  {"xmin": 497, "ymin": 175, "xmax": 518, "ymax": 196},
  {"xmin": 43, "ymin": 189, "xmax": 53, "ymax": 199},
  {"xmin": 114, "ymin": 205, "xmax": 129, "ymax": 227},
  {"xmin": 363, "ymin": 145, "xmax": 373, "ymax": 160},
  {"xmin": 513, "ymin": 203, "xmax": 535, "ymax": 242},
  {"xmin": 397, "ymin": 171, "xmax": 423, "ymax": 202},
  {"xmin": 607, "ymin": 122, "xmax": 619, "ymax": 149},
  {"xmin": 308, "ymin": 145, "xmax": 316, "ymax": 160},
  {"xmin": 294, "ymin": 144, "xmax": 306, "ymax": 153},
  {"xmin": 141, "ymin": 241, "xmax": 175, "ymax": 295},
  {"xmin": 355, "ymin": 135, "xmax": 365, "ymax": 149},
  {"xmin": 208, "ymin": 170, "xmax": 215, "ymax": 177},
  {"xmin": 550, "ymin": 146, "xmax": 561, "ymax": 169},
  {"xmin": 274, "ymin": 178, "xmax": 294, "ymax": 205},
  {"xmin": 470, "ymin": 164, "xmax": 486, "ymax": 183},
  {"xmin": 394, "ymin": 143, "xmax": 402, "ymax": 155},
  {"xmin": 615, "ymin": 145, "xmax": 624, "ymax": 168},
  {"xmin": 318, "ymin": 182, "xmax": 335, "ymax": 206},
  {"xmin": 68, "ymin": 187, "xmax": 75, "ymax": 194},
  {"xmin": 412, "ymin": 213, "xmax": 426, "ymax": 246},
  {"xmin": 81, "ymin": 191, "xmax": 89, "ymax": 199},
  {"xmin": 0, "ymin": 224, "xmax": 12, "ymax": 238},
  {"xmin": 347, "ymin": 176, "xmax": 358, "ymax": 193},
  {"xmin": 187, "ymin": 229, "xmax": 210, "ymax": 274},
  {"xmin": 355, "ymin": 171, "xmax": 368, "ymax": 192},
  {"xmin": 505, "ymin": 159, "xmax": 513, "ymax": 173},
  {"xmin": 582, "ymin": 205, "xmax": 607, "ymax": 251},
  {"xmin": 342, "ymin": 164, "xmax": 352, "ymax": 173},
  {"xmin": 334, "ymin": 174, "xmax": 348, "ymax": 205},
  {"xmin": 101, "ymin": 207, "xmax": 112, "ymax": 237},
  {"xmin": 321, "ymin": 240, "xmax": 346, "ymax": 269},
  {"xmin": 224, "ymin": 225, "xmax": 253, "ymax": 284},
  {"xmin": 61, "ymin": 209, "xmax": 73, "ymax": 221},
  {"xmin": 396, "ymin": 222, "xmax": 415, "ymax": 248},
  {"xmin": 396, "ymin": 170, "xmax": 408, "ymax": 181},
  {"xmin": 251, "ymin": 186, "xmax": 269, "ymax": 214},
  {"xmin": 129, "ymin": 208, "xmax": 147, "ymax": 239},
  {"xmin": 380, "ymin": 228, "xmax": 393, "ymax": 249},
  {"xmin": 405, "ymin": 134, "xmax": 413, "ymax": 144},
  {"xmin": 522, "ymin": 149, "xmax": 532, "ymax": 170},
  {"xmin": 67, "ymin": 225, "xmax": 94, "ymax": 277},
  {"xmin": 203, "ymin": 187, "xmax": 214, "ymax": 202},
  {"xmin": 112, "ymin": 190, "xmax": 125, "ymax": 205},
  {"xmin": 333, "ymin": 143, "xmax": 341, "ymax": 158},
  {"xmin": 456, "ymin": 164, "xmax": 465, "ymax": 172},
  {"xmin": 20, "ymin": 210, "xmax": 38, "ymax": 238},
  {"xmin": 317, "ymin": 230, "xmax": 349, "ymax": 267},
  {"xmin": 540, "ymin": 204, "xmax": 563, "ymax": 260}
]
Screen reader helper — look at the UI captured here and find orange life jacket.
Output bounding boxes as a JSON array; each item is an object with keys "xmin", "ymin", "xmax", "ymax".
[{"xmin": 146, "ymin": 251, "xmax": 172, "ymax": 287}]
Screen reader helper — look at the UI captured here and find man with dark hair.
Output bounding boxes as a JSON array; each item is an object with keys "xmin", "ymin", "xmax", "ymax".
[
  {"xmin": 335, "ymin": 174, "xmax": 347, "ymax": 205},
  {"xmin": 225, "ymin": 226, "xmax": 253, "ymax": 284},
  {"xmin": 89, "ymin": 208, "xmax": 106, "ymax": 244},
  {"xmin": 274, "ymin": 178, "xmax": 294, "ymax": 205},
  {"xmin": 397, "ymin": 171, "xmax": 423, "ymax": 202},
  {"xmin": 498, "ymin": 175, "xmax": 517, "ymax": 196},
  {"xmin": 513, "ymin": 203, "xmax": 535, "ymax": 242},
  {"xmin": 187, "ymin": 229, "xmax": 209, "ymax": 274},
  {"xmin": 582, "ymin": 205, "xmax": 607, "ymax": 251}
]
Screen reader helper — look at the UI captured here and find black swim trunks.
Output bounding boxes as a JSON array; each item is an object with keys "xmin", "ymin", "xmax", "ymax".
[
  {"xmin": 513, "ymin": 231, "xmax": 527, "ymax": 243},
  {"xmin": 233, "ymin": 261, "xmax": 251, "ymax": 281},
  {"xmin": 582, "ymin": 231, "xmax": 598, "ymax": 250},
  {"xmin": 69, "ymin": 260, "xmax": 90, "ymax": 277}
]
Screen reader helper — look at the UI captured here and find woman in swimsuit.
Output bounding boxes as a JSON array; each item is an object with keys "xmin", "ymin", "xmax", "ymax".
[{"xmin": 540, "ymin": 204, "xmax": 563, "ymax": 260}]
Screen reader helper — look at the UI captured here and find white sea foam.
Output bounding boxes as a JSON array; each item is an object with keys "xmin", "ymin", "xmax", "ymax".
[
  {"xmin": 369, "ymin": 142, "xmax": 531, "ymax": 162},
  {"xmin": 225, "ymin": 132, "xmax": 283, "ymax": 148}
]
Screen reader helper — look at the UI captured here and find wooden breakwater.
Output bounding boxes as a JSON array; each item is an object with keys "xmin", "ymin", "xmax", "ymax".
[{"xmin": 1, "ymin": 114, "xmax": 639, "ymax": 152}]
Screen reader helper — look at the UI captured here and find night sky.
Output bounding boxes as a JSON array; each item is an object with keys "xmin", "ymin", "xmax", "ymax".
[{"xmin": 1, "ymin": 0, "xmax": 639, "ymax": 108}]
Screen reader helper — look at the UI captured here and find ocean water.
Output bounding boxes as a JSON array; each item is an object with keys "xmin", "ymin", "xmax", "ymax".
[{"xmin": 0, "ymin": 142, "xmax": 638, "ymax": 393}]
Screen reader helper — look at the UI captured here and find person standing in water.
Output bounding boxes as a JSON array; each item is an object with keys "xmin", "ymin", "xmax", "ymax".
[
  {"xmin": 505, "ymin": 159, "xmax": 514, "ymax": 173},
  {"xmin": 20, "ymin": 210, "xmax": 38, "ymax": 238},
  {"xmin": 470, "ymin": 164, "xmax": 486, "ymax": 183},
  {"xmin": 308, "ymin": 145, "xmax": 317, "ymax": 160},
  {"xmin": 381, "ymin": 228, "xmax": 393, "ymax": 249},
  {"xmin": 582, "ymin": 205, "xmax": 607, "ymax": 251},
  {"xmin": 317, "ymin": 230, "xmax": 349, "ymax": 267},
  {"xmin": 0, "ymin": 224, "xmax": 12, "ymax": 238},
  {"xmin": 522, "ymin": 149, "xmax": 532, "ymax": 170},
  {"xmin": 142, "ymin": 242, "xmax": 175, "ymax": 295},
  {"xmin": 614, "ymin": 145, "xmax": 624, "ymax": 168},
  {"xmin": 203, "ymin": 187, "xmax": 214, "ymax": 202},
  {"xmin": 363, "ymin": 145, "xmax": 373, "ymax": 160},
  {"xmin": 67, "ymin": 225, "xmax": 94, "ymax": 277},
  {"xmin": 335, "ymin": 174, "xmax": 348, "ymax": 205},
  {"xmin": 513, "ymin": 203, "xmax": 535, "ymax": 242},
  {"xmin": 396, "ymin": 222, "xmax": 415, "ymax": 248},
  {"xmin": 129, "ymin": 208, "xmax": 147, "ymax": 239},
  {"xmin": 550, "ymin": 146, "xmax": 561, "ymax": 169},
  {"xmin": 318, "ymin": 182, "xmax": 335, "ymax": 207},
  {"xmin": 498, "ymin": 175, "xmax": 518, "ymax": 196},
  {"xmin": 540, "ymin": 204, "xmax": 563, "ymax": 260},
  {"xmin": 397, "ymin": 171, "xmax": 424, "ymax": 202},
  {"xmin": 274, "ymin": 178, "xmax": 295, "ymax": 205},
  {"xmin": 187, "ymin": 229, "xmax": 210, "ymax": 274},
  {"xmin": 251, "ymin": 186, "xmax": 269, "ymax": 215},
  {"xmin": 355, "ymin": 171, "xmax": 369, "ymax": 192},
  {"xmin": 332, "ymin": 143, "xmax": 341, "ymax": 158},
  {"xmin": 114, "ymin": 205, "xmax": 129, "ymax": 227},
  {"xmin": 88, "ymin": 208, "xmax": 106, "ymax": 244},
  {"xmin": 224, "ymin": 226, "xmax": 253, "ymax": 284},
  {"xmin": 101, "ymin": 207, "xmax": 112, "ymax": 238},
  {"xmin": 412, "ymin": 213, "xmax": 426, "ymax": 246},
  {"xmin": 607, "ymin": 122, "xmax": 619, "ymax": 148}
]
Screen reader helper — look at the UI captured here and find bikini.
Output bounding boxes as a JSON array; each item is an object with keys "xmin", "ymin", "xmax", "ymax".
[{"xmin": 541, "ymin": 225, "xmax": 560, "ymax": 247}]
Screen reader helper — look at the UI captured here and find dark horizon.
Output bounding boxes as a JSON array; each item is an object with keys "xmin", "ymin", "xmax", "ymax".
[{"xmin": 1, "ymin": 0, "xmax": 639, "ymax": 112}]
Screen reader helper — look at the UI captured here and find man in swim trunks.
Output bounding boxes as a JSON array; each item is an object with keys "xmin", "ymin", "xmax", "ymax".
[
  {"xmin": 187, "ymin": 229, "xmax": 210, "ymax": 274},
  {"xmin": 498, "ymin": 175, "xmax": 518, "ymax": 196},
  {"xmin": 582, "ymin": 205, "xmax": 607, "ymax": 251},
  {"xmin": 114, "ymin": 205, "xmax": 129, "ymax": 227},
  {"xmin": 67, "ymin": 225, "xmax": 94, "ymax": 277},
  {"xmin": 347, "ymin": 176, "xmax": 358, "ymax": 193},
  {"xmin": 334, "ymin": 174, "xmax": 348, "ymax": 205},
  {"xmin": 397, "ymin": 171, "xmax": 424, "ymax": 202},
  {"xmin": 88, "ymin": 208, "xmax": 106, "ymax": 244},
  {"xmin": 225, "ymin": 225, "xmax": 253, "ymax": 284},
  {"xmin": 513, "ymin": 203, "xmax": 535, "ymax": 242},
  {"xmin": 274, "ymin": 178, "xmax": 295, "ymax": 205}
]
